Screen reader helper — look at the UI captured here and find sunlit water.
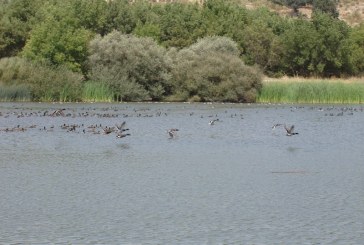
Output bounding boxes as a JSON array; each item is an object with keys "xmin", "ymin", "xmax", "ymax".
[{"xmin": 0, "ymin": 102, "xmax": 363, "ymax": 244}]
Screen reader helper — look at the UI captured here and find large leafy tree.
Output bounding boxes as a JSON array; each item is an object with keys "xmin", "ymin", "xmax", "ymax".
[
  {"xmin": 313, "ymin": 0, "xmax": 339, "ymax": 18},
  {"xmin": 169, "ymin": 36, "xmax": 262, "ymax": 102},
  {"xmin": 21, "ymin": 2, "xmax": 93, "ymax": 73},
  {"xmin": 339, "ymin": 25, "xmax": 364, "ymax": 75},
  {"xmin": 0, "ymin": 0, "xmax": 43, "ymax": 58},
  {"xmin": 69, "ymin": 0, "xmax": 109, "ymax": 35},
  {"xmin": 88, "ymin": 31, "xmax": 171, "ymax": 101},
  {"xmin": 279, "ymin": 13, "xmax": 351, "ymax": 76},
  {"xmin": 158, "ymin": 2, "xmax": 205, "ymax": 48},
  {"xmin": 103, "ymin": 0, "xmax": 138, "ymax": 34},
  {"xmin": 311, "ymin": 12, "xmax": 351, "ymax": 76},
  {"xmin": 201, "ymin": 0, "xmax": 248, "ymax": 50},
  {"xmin": 278, "ymin": 19, "xmax": 320, "ymax": 76}
]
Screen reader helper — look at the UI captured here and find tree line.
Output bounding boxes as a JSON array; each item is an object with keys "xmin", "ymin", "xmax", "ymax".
[{"xmin": 0, "ymin": 0, "xmax": 363, "ymax": 102}]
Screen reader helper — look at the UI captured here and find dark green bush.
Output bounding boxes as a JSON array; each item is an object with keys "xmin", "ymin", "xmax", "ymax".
[{"xmin": 0, "ymin": 0, "xmax": 43, "ymax": 58}]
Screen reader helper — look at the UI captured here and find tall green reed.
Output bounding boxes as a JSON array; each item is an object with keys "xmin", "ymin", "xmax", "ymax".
[
  {"xmin": 0, "ymin": 84, "xmax": 31, "ymax": 101},
  {"xmin": 258, "ymin": 81, "xmax": 364, "ymax": 103},
  {"xmin": 82, "ymin": 82, "xmax": 115, "ymax": 102}
]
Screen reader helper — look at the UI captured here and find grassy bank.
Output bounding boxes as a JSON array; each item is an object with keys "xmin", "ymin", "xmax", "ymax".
[
  {"xmin": 258, "ymin": 78, "xmax": 364, "ymax": 103},
  {"xmin": 3, "ymin": 78, "xmax": 364, "ymax": 104},
  {"xmin": 0, "ymin": 84, "xmax": 32, "ymax": 102},
  {"xmin": 82, "ymin": 82, "xmax": 115, "ymax": 102},
  {"xmin": 0, "ymin": 82, "xmax": 116, "ymax": 103}
]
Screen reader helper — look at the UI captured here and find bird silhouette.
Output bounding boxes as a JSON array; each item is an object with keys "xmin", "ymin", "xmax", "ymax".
[
  {"xmin": 272, "ymin": 124, "xmax": 299, "ymax": 136},
  {"xmin": 284, "ymin": 125, "xmax": 299, "ymax": 136},
  {"xmin": 167, "ymin": 128, "xmax": 179, "ymax": 138}
]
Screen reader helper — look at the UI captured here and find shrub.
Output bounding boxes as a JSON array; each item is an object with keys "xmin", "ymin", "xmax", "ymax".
[
  {"xmin": 168, "ymin": 36, "xmax": 262, "ymax": 102},
  {"xmin": 88, "ymin": 31, "xmax": 171, "ymax": 101},
  {"xmin": 0, "ymin": 57, "xmax": 83, "ymax": 101},
  {"xmin": 0, "ymin": 84, "xmax": 31, "ymax": 101}
]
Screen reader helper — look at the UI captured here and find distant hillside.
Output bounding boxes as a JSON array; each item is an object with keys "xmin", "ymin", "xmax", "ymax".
[
  {"xmin": 337, "ymin": 0, "xmax": 364, "ymax": 26},
  {"xmin": 240, "ymin": 0, "xmax": 364, "ymax": 26},
  {"xmin": 151, "ymin": 0, "xmax": 364, "ymax": 26}
]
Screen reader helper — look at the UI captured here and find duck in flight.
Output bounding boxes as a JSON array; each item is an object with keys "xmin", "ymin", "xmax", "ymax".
[
  {"xmin": 272, "ymin": 124, "xmax": 299, "ymax": 136},
  {"xmin": 167, "ymin": 128, "xmax": 179, "ymax": 138},
  {"xmin": 284, "ymin": 125, "xmax": 298, "ymax": 136},
  {"xmin": 116, "ymin": 132, "xmax": 130, "ymax": 138},
  {"xmin": 116, "ymin": 121, "xmax": 129, "ymax": 132},
  {"xmin": 115, "ymin": 121, "xmax": 130, "ymax": 138},
  {"xmin": 209, "ymin": 119, "xmax": 219, "ymax": 125},
  {"xmin": 272, "ymin": 123, "xmax": 283, "ymax": 130}
]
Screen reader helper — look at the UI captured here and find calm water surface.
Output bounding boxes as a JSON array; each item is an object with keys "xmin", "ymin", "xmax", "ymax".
[{"xmin": 0, "ymin": 102, "xmax": 363, "ymax": 244}]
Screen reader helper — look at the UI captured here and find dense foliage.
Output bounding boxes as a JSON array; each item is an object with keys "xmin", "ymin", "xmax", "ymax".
[
  {"xmin": 0, "ymin": 0, "xmax": 363, "ymax": 102},
  {"xmin": 88, "ymin": 31, "xmax": 171, "ymax": 101},
  {"xmin": 168, "ymin": 36, "xmax": 262, "ymax": 102},
  {"xmin": 0, "ymin": 57, "xmax": 83, "ymax": 101}
]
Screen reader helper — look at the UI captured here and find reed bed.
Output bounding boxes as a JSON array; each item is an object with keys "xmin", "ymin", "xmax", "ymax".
[
  {"xmin": 82, "ymin": 82, "xmax": 115, "ymax": 102},
  {"xmin": 258, "ymin": 80, "xmax": 364, "ymax": 103},
  {"xmin": 0, "ymin": 84, "xmax": 31, "ymax": 102}
]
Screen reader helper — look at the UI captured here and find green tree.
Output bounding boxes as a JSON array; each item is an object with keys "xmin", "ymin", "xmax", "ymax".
[
  {"xmin": 313, "ymin": 0, "xmax": 339, "ymax": 18},
  {"xmin": 0, "ymin": 0, "xmax": 43, "ymax": 58},
  {"xmin": 342, "ymin": 24, "xmax": 364, "ymax": 75},
  {"xmin": 132, "ymin": 2, "xmax": 164, "ymax": 41},
  {"xmin": 158, "ymin": 2, "xmax": 205, "ymax": 48},
  {"xmin": 70, "ymin": 0, "xmax": 109, "ymax": 35},
  {"xmin": 311, "ymin": 12, "xmax": 351, "ymax": 76},
  {"xmin": 169, "ymin": 36, "xmax": 262, "ymax": 102},
  {"xmin": 21, "ymin": 2, "xmax": 93, "ymax": 73},
  {"xmin": 278, "ymin": 13, "xmax": 351, "ymax": 76},
  {"xmin": 278, "ymin": 19, "xmax": 320, "ymax": 76},
  {"xmin": 88, "ymin": 31, "xmax": 171, "ymax": 101},
  {"xmin": 242, "ymin": 23, "xmax": 276, "ymax": 69},
  {"xmin": 201, "ymin": 0, "xmax": 248, "ymax": 50},
  {"xmin": 0, "ymin": 57, "xmax": 83, "ymax": 101},
  {"xmin": 103, "ymin": 0, "xmax": 137, "ymax": 34}
]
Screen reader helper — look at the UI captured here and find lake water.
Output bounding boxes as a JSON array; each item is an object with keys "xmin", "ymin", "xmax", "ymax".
[{"xmin": 0, "ymin": 102, "xmax": 363, "ymax": 244}]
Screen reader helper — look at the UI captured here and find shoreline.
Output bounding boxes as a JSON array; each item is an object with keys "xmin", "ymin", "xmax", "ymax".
[{"xmin": 2, "ymin": 78, "xmax": 364, "ymax": 104}]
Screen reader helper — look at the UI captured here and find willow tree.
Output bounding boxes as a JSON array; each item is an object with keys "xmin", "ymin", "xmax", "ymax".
[{"xmin": 88, "ymin": 31, "xmax": 171, "ymax": 101}]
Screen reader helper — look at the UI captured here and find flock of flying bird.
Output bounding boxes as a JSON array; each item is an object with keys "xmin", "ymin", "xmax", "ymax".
[
  {"xmin": 3, "ymin": 104, "xmax": 361, "ymax": 139},
  {"xmin": 2, "ymin": 104, "xmax": 363, "ymax": 145},
  {"xmin": 0, "ymin": 107, "xmax": 301, "ymax": 138}
]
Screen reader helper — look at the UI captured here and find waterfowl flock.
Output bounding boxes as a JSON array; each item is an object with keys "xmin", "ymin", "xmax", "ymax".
[{"xmin": 0, "ymin": 104, "xmax": 363, "ymax": 139}]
